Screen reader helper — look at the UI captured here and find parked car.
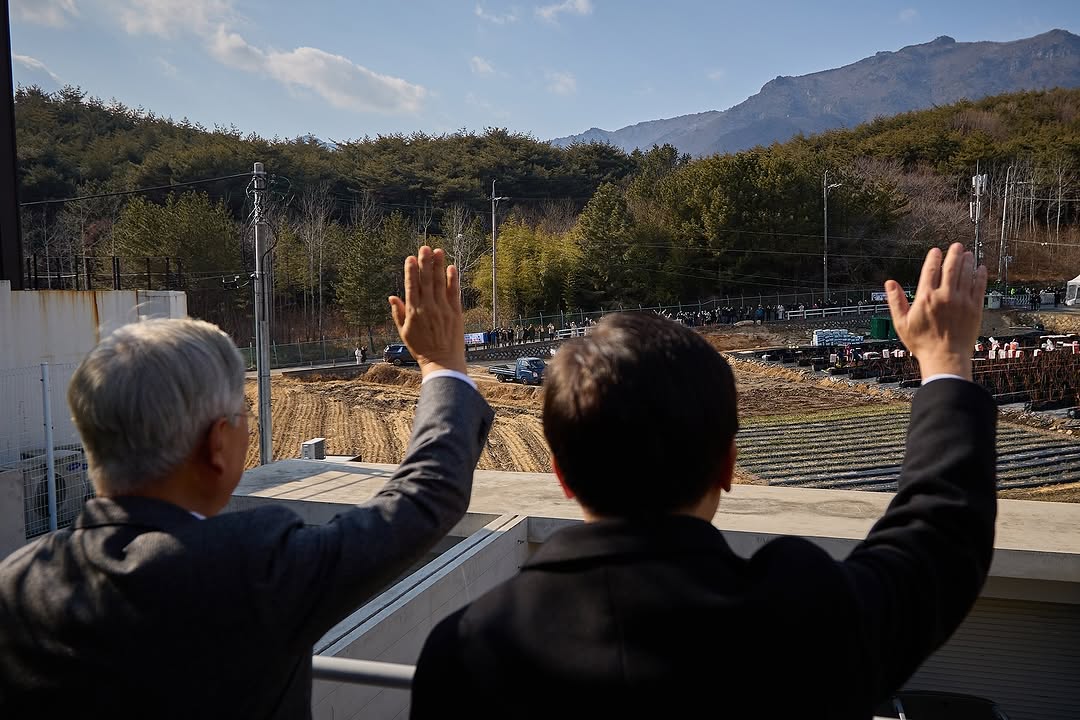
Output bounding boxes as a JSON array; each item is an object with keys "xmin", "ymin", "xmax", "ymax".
[
  {"xmin": 383, "ymin": 343, "xmax": 415, "ymax": 366},
  {"xmin": 489, "ymin": 357, "xmax": 546, "ymax": 385}
]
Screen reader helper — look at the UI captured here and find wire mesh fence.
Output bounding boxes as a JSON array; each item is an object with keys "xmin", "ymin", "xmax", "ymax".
[
  {"xmin": 237, "ymin": 337, "xmax": 396, "ymax": 370},
  {"xmin": 0, "ymin": 363, "xmax": 92, "ymax": 539}
]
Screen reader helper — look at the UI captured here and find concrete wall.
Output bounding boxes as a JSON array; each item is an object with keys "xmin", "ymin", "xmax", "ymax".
[
  {"xmin": 0, "ymin": 282, "xmax": 187, "ymax": 540},
  {"xmin": 0, "ymin": 280, "xmax": 187, "ymax": 370},
  {"xmin": 0, "ymin": 282, "xmax": 189, "ymax": 453},
  {"xmin": 312, "ymin": 514, "xmax": 529, "ymax": 720}
]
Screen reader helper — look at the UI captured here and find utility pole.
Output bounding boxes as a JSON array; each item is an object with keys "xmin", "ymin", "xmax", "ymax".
[
  {"xmin": 998, "ymin": 165, "xmax": 1013, "ymax": 283},
  {"xmin": 823, "ymin": 170, "xmax": 841, "ymax": 300},
  {"xmin": 252, "ymin": 162, "xmax": 272, "ymax": 465},
  {"xmin": 490, "ymin": 180, "xmax": 509, "ymax": 330},
  {"xmin": 970, "ymin": 170, "xmax": 988, "ymax": 268}
]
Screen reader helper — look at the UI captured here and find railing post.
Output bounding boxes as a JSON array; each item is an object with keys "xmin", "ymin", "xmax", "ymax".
[{"xmin": 40, "ymin": 363, "xmax": 57, "ymax": 532}]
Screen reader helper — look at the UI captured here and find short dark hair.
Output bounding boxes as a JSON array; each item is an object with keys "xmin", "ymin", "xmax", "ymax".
[{"xmin": 542, "ymin": 312, "xmax": 738, "ymax": 517}]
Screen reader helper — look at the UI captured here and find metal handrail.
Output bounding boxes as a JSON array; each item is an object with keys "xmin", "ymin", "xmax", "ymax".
[
  {"xmin": 311, "ymin": 656, "xmax": 415, "ymax": 689},
  {"xmin": 783, "ymin": 303, "xmax": 889, "ymax": 320}
]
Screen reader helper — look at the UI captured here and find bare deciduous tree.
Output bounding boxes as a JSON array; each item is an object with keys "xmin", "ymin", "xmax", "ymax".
[
  {"xmin": 442, "ymin": 203, "xmax": 486, "ymax": 306},
  {"xmin": 296, "ymin": 183, "xmax": 335, "ymax": 341}
]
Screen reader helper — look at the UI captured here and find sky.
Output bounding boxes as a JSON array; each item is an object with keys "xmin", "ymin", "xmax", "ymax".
[{"xmin": 9, "ymin": 0, "xmax": 1080, "ymax": 143}]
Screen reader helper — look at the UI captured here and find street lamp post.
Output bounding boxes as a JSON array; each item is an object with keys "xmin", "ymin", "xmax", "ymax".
[
  {"xmin": 823, "ymin": 170, "xmax": 842, "ymax": 301},
  {"xmin": 491, "ymin": 180, "xmax": 509, "ymax": 330}
]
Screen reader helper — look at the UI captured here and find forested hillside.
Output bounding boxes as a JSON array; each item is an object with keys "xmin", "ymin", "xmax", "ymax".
[{"xmin": 14, "ymin": 85, "xmax": 1080, "ymax": 343}]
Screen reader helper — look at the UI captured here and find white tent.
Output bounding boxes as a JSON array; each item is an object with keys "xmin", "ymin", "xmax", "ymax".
[{"xmin": 1067, "ymin": 275, "xmax": 1080, "ymax": 306}]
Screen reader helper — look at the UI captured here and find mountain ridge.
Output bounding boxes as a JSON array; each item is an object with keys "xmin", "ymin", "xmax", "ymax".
[{"xmin": 552, "ymin": 29, "xmax": 1080, "ymax": 156}]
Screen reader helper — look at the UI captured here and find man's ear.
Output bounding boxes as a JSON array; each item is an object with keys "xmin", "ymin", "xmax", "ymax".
[
  {"xmin": 204, "ymin": 417, "xmax": 231, "ymax": 478},
  {"xmin": 717, "ymin": 439, "xmax": 737, "ymax": 493},
  {"xmin": 551, "ymin": 455, "xmax": 575, "ymax": 499}
]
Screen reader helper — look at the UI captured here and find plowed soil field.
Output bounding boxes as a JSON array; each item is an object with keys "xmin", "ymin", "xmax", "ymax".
[
  {"xmin": 244, "ymin": 345, "xmax": 903, "ymax": 476},
  {"xmin": 246, "ymin": 316, "xmax": 1080, "ymax": 502}
]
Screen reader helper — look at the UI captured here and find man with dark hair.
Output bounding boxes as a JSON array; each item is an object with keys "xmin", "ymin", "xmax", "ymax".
[
  {"xmin": 541, "ymin": 310, "xmax": 738, "ymax": 518},
  {"xmin": 412, "ymin": 243, "xmax": 995, "ymax": 719}
]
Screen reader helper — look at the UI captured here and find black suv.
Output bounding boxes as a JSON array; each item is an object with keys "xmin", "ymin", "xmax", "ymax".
[{"xmin": 383, "ymin": 343, "xmax": 415, "ymax": 366}]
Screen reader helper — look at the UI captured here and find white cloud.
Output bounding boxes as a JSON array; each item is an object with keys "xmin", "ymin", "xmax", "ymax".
[
  {"xmin": 546, "ymin": 70, "xmax": 576, "ymax": 95},
  {"xmin": 475, "ymin": 4, "xmax": 518, "ymax": 24},
  {"xmin": 211, "ymin": 27, "xmax": 426, "ymax": 114},
  {"xmin": 13, "ymin": 55, "xmax": 60, "ymax": 82},
  {"xmin": 898, "ymin": 8, "xmax": 919, "ymax": 24},
  {"xmin": 536, "ymin": 0, "xmax": 592, "ymax": 23},
  {"xmin": 156, "ymin": 57, "xmax": 179, "ymax": 77},
  {"xmin": 208, "ymin": 25, "xmax": 263, "ymax": 72},
  {"xmin": 465, "ymin": 91, "xmax": 492, "ymax": 110},
  {"xmin": 112, "ymin": 0, "xmax": 234, "ymax": 36},
  {"xmin": 465, "ymin": 92, "xmax": 511, "ymax": 120},
  {"xmin": 110, "ymin": 2, "xmax": 425, "ymax": 115},
  {"xmin": 11, "ymin": 0, "xmax": 79, "ymax": 27},
  {"xmin": 470, "ymin": 55, "xmax": 495, "ymax": 75},
  {"xmin": 707, "ymin": 68, "xmax": 726, "ymax": 82}
]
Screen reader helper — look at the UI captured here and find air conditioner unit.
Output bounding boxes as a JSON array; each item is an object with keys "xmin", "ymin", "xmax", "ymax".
[
  {"xmin": 20, "ymin": 448, "xmax": 92, "ymax": 537},
  {"xmin": 301, "ymin": 438, "xmax": 326, "ymax": 460}
]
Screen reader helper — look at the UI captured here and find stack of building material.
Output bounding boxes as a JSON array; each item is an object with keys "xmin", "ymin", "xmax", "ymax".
[{"xmin": 812, "ymin": 329, "xmax": 864, "ymax": 346}]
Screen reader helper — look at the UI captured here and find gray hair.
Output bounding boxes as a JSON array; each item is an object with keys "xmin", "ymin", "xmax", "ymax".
[{"xmin": 68, "ymin": 318, "xmax": 246, "ymax": 495}]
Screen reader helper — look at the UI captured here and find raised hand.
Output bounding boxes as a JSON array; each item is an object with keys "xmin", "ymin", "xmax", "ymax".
[
  {"xmin": 885, "ymin": 242, "xmax": 988, "ymax": 381},
  {"xmin": 389, "ymin": 246, "xmax": 467, "ymax": 376}
]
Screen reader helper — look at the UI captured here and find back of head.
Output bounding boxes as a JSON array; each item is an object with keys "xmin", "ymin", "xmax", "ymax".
[
  {"xmin": 542, "ymin": 312, "xmax": 738, "ymax": 518},
  {"xmin": 67, "ymin": 318, "xmax": 245, "ymax": 495}
]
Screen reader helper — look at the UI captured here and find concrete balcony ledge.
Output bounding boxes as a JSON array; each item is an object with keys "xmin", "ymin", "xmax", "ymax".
[
  {"xmin": 230, "ymin": 461, "xmax": 1080, "ymax": 720},
  {"xmin": 233, "ymin": 459, "xmax": 1080, "ymax": 591}
]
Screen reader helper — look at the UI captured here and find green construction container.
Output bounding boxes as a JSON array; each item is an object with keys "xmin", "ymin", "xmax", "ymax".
[{"xmin": 870, "ymin": 316, "xmax": 896, "ymax": 340}]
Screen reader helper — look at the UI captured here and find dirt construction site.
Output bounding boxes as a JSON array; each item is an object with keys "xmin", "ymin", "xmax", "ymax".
[{"xmin": 245, "ymin": 309, "xmax": 1080, "ymax": 503}]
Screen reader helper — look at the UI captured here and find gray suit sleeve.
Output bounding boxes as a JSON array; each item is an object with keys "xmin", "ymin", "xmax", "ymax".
[{"xmin": 246, "ymin": 376, "xmax": 494, "ymax": 649}]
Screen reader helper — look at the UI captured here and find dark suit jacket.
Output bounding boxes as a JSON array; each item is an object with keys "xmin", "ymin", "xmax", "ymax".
[
  {"xmin": 412, "ymin": 379, "xmax": 997, "ymax": 719},
  {"xmin": 0, "ymin": 376, "xmax": 493, "ymax": 719}
]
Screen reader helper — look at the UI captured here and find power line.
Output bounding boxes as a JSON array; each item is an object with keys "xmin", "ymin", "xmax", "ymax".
[{"xmin": 19, "ymin": 172, "xmax": 252, "ymax": 207}]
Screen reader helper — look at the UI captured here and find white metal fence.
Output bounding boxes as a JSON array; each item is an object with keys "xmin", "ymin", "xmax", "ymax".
[
  {"xmin": 783, "ymin": 303, "xmax": 890, "ymax": 320},
  {"xmin": 0, "ymin": 363, "xmax": 92, "ymax": 539}
]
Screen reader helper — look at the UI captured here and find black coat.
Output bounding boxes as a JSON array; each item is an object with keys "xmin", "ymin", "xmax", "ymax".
[
  {"xmin": 0, "ymin": 377, "xmax": 494, "ymax": 720},
  {"xmin": 412, "ymin": 379, "xmax": 997, "ymax": 719}
]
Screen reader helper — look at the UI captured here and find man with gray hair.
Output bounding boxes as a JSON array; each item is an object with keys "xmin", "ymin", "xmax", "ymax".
[{"xmin": 0, "ymin": 247, "xmax": 492, "ymax": 719}]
